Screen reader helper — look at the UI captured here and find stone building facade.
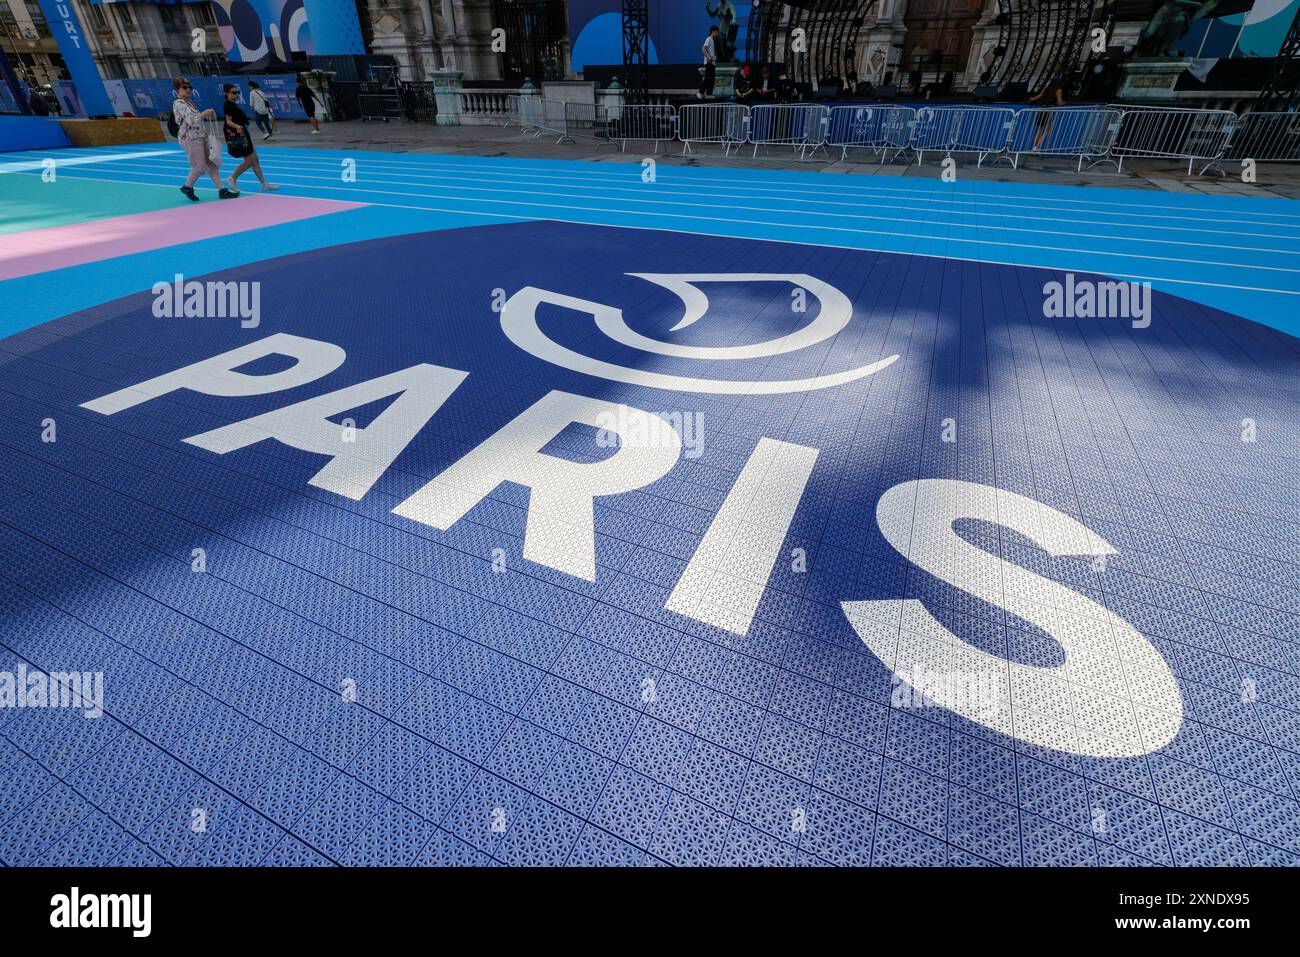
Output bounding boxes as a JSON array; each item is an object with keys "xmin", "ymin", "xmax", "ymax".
[{"xmin": 1, "ymin": 0, "xmax": 224, "ymax": 88}]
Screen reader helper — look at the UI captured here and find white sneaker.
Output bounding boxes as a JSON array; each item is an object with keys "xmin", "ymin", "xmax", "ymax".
[
  {"xmin": 695, "ymin": 92, "xmax": 704, "ymax": 99},
  {"xmin": 262, "ymin": 132, "xmax": 271, "ymax": 140},
  {"xmin": 224, "ymin": 178, "xmax": 240, "ymax": 196},
  {"xmin": 262, "ymin": 183, "xmax": 280, "ymax": 191},
  {"xmin": 311, "ymin": 129, "xmax": 320, "ymax": 135}
]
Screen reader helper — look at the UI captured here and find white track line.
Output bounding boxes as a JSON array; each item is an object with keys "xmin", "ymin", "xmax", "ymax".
[
  {"xmin": 245, "ymin": 146, "xmax": 1300, "ymax": 220},
  {"xmin": 49, "ymin": 152, "xmax": 1300, "ymax": 244},
  {"xmin": 47, "ymin": 154, "xmax": 1300, "ymax": 254},
  {"xmin": 0, "ymin": 150, "xmax": 172, "ymax": 174},
  {"xmin": 40, "ymin": 143, "xmax": 1300, "ymax": 226},
  {"xmin": 14, "ymin": 166, "xmax": 1299, "ymax": 298},
  {"xmin": 34, "ymin": 164, "xmax": 1300, "ymax": 275}
]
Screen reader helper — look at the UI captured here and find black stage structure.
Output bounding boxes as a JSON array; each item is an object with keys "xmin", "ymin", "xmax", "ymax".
[
  {"xmin": 622, "ymin": 0, "xmax": 653, "ymax": 103},
  {"xmin": 740, "ymin": 0, "xmax": 1108, "ymax": 97},
  {"xmin": 604, "ymin": 0, "xmax": 1297, "ymax": 107},
  {"xmin": 1257, "ymin": 1, "xmax": 1300, "ymax": 111}
]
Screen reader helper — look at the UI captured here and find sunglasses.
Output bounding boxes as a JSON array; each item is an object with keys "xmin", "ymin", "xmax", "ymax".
[{"xmin": 179, "ymin": 84, "xmax": 192, "ymax": 90}]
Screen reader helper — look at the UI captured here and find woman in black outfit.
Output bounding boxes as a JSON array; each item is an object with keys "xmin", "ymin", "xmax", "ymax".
[
  {"xmin": 296, "ymin": 77, "xmax": 321, "ymax": 133},
  {"xmin": 222, "ymin": 84, "xmax": 278, "ymax": 195}
]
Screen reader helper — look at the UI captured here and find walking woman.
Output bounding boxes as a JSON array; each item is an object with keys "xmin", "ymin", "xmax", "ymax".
[
  {"xmin": 221, "ymin": 84, "xmax": 278, "ymax": 195},
  {"xmin": 172, "ymin": 77, "xmax": 233, "ymax": 201}
]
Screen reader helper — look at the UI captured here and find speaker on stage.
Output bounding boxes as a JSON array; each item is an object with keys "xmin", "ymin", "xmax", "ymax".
[
  {"xmin": 999, "ymin": 81, "xmax": 1028, "ymax": 100},
  {"xmin": 971, "ymin": 84, "xmax": 999, "ymax": 101},
  {"xmin": 876, "ymin": 84, "xmax": 897, "ymax": 99}
]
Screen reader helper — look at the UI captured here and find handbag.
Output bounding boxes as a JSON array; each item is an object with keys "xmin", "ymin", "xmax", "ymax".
[
  {"xmin": 206, "ymin": 134, "xmax": 222, "ymax": 165},
  {"xmin": 225, "ymin": 125, "xmax": 253, "ymax": 158}
]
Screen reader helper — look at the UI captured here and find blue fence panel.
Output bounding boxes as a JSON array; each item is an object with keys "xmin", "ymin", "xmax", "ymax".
[
  {"xmin": 119, "ymin": 75, "xmax": 308, "ymax": 122},
  {"xmin": 121, "ymin": 79, "xmax": 178, "ymax": 117},
  {"xmin": 826, "ymin": 106, "xmax": 914, "ymax": 150}
]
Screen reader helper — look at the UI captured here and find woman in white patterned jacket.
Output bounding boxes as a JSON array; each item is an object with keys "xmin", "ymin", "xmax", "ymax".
[{"xmin": 171, "ymin": 77, "xmax": 234, "ymax": 202}]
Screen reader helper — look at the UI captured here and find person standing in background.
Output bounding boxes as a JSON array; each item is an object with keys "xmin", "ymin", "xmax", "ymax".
[
  {"xmin": 296, "ymin": 76, "xmax": 321, "ymax": 134},
  {"xmin": 248, "ymin": 81, "xmax": 274, "ymax": 140},
  {"xmin": 775, "ymin": 67, "xmax": 799, "ymax": 103},
  {"xmin": 1028, "ymin": 77, "xmax": 1066, "ymax": 149},
  {"xmin": 697, "ymin": 26, "xmax": 719, "ymax": 99}
]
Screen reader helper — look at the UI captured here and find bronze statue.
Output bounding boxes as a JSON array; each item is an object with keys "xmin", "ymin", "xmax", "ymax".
[
  {"xmin": 1136, "ymin": 0, "xmax": 1221, "ymax": 57},
  {"xmin": 705, "ymin": 0, "xmax": 740, "ymax": 63}
]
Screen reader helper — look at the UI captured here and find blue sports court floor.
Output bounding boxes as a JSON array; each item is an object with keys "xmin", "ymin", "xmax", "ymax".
[{"xmin": 0, "ymin": 143, "xmax": 1298, "ymax": 866}]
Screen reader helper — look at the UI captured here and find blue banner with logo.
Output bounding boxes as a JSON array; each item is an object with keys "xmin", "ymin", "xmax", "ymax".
[
  {"xmin": 35, "ymin": 0, "xmax": 114, "ymax": 116},
  {"xmin": 568, "ymin": 0, "xmax": 751, "ymax": 70}
]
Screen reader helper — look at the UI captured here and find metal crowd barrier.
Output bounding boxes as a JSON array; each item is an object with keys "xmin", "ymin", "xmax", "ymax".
[
  {"xmin": 538, "ymin": 98, "xmax": 572, "ymax": 143},
  {"xmin": 1008, "ymin": 107, "xmax": 1123, "ymax": 171},
  {"xmin": 910, "ymin": 106, "xmax": 1017, "ymax": 166},
  {"xmin": 1222, "ymin": 111, "xmax": 1300, "ymax": 165},
  {"xmin": 605, "ymin": 103, "xmax": 678, "ymax": 152},
  {"xmin": 748, "ymin": 104, "xmax": 831, "ymax": 159},
  {"xmin": 512, "ymin": 95, "xmax": 544, "ymax": 134},
  {"xmin": 678, "ymin": 103, "xmax": 750, "ymax": 155},
  {"xmin": 504, "ymin": 94, "xmax": 523, "ymax": 128},
  {"xmin": 358, "ymin": 91, "xmax": 402, "ymax": 122},
  {"xmin": 826, "ymin": 106, "xmax": 916, "ymax": 162},
  {"xmin": 564, "ymin": 101, "xmax": 612, "ymax": 145},
  {"xmin": 1110, "ymin": 107, "xmax": 1237, "ymax": 175},
  {"xmin": 509, "ymin": 99, "xmax": 1294, "ymax": 175}
]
